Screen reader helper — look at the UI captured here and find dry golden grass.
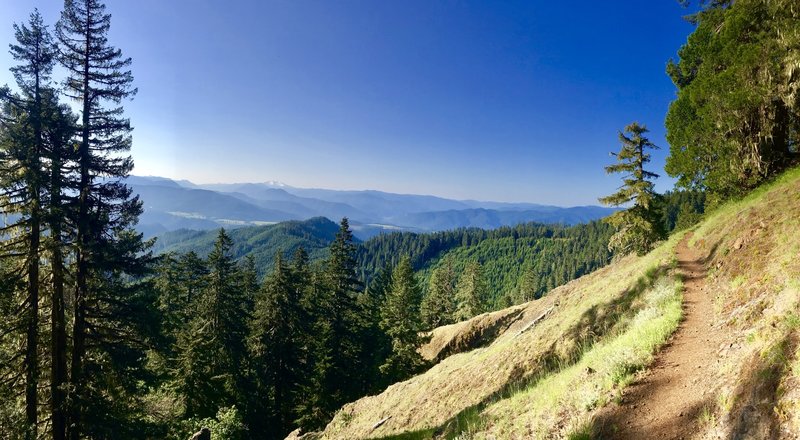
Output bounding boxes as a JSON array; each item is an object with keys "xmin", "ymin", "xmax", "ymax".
[{"xmin": 419, "ymin": 304, "xmax": 528, "ymax": 363}]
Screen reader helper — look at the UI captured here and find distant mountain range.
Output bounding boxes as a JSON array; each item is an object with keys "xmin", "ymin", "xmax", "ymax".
[{"xmin": 125, "ymin": 175, "xmax": 616, "ymax": 239}]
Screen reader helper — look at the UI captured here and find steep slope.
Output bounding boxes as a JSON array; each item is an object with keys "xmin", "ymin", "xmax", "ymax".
[
  {"xmin": 591, "ymin": 237, "xmax": 719, "ymax": 439},
  {"xmin": 300, "ymin": 167, "xmax": 800, "ymax": 440},
  {"xmin": 314, "ymin": 237, "xmax": 683, "ymax": 439}
]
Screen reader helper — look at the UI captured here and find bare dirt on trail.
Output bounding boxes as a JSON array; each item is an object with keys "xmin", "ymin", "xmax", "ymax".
[{"xmin": 595, "ymin": 235, "xmax": 724, "ymax": 440}]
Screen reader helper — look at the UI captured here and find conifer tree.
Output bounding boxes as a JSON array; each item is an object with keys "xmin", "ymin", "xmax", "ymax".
[
  {"xmin": 421, "ymin": 260, "xmax": 456, "ymax": 328},
  {"xmin": 0, "ymin": 11, "xmax": 58, "ymax": 438},
  {"xmin": 379, "ymin": 256, "xmax": 427, "ymax": 381},
  {"xmin": 455, "ymin": 261, "xmax": 487, "ymax": 321},
  {"xmin": 155, "ymin": 254, "xmax": 184, "ymax": 339},
  {"xmin": 1, "ymin": 13, "xmax": 77, "ymax": 436},
  {"xmin": 248, "ymin": 253, "xmax": 304, "ymax": 438},
  {"xmin": 665, "ymin": 0, "xmax": 799, "ymax": 197},
  {"xmin": 174, "ymin": 230, "xmax": 250, "ymax": 421},
  {"xmin": 599, "ymin": 122, "xmax": 665, "ymax": 255},
  {"xmin": 240, "ymin": 255, "xmax": 259, "ymax": 300},
  {"xmin": 55, "ymin": 0, "xmax": 157, "ymax": 436},
  {"xmin": 155, "ymin": 252, "xmax": 208, "ymax": 343},
  {"xmin": 178, "ymin": 251, "xmax": 209, "ymax": 315},
  {"xmin": 324, "ymin": 218, "xmax": 364, "ymax": 395},
  {"xmin": 357, "ymin": 262, "xmax": 393, "ymax": 393},
  {"xmin": 206, "ymin": 229, "xmax": 250, "ymax": 405},
  {"xmin": 174, "ymin": 313, "xmax": 219, "ymax": 419},
  {"xmin": 297, "ymin": 218, "xmax": 363, "ymax": 429},
  {"xmin": 517, "ymin": 264, "xmax": 541, "ymax": 303},
  {"xmin": 41, "ymin": 90, "xmax": 77, "ymax": 440}
]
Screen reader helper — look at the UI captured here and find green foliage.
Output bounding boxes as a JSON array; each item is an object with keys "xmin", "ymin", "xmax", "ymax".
[
  {"xmin": 247, "ymin": 252, "xmax": 306, "ymax": 437},
  {"xmin": 604, "ymin": 210, "xmax": 663, "ymax": 256},
  {"xmin": 159, "ymin": 219, "xmax": 615, "ymax": 318},
  {"xmin": 665, "ymin": 0, "xmax": 800, "ymax": 197},
  {"xmin": 380, "ymin": 256, "xmax": 429, "ymax": 381},
  {"xmin": 296, "ymin": 218, "xmax": 366, "ymax": 431},
  {"xmin": 455, "ymin": 261, "xmax": 489, "ymax": 320},
  {"xmin": 0, "ymin": 2, "xmax": 164, "ymax": 438},
  {"xmin": 600, "ymin": 122, "xmax": 665, "ymax": 256},
  {"xmin": 358, "ymin": 263, "xmax": 394, "ymax": 392},
  {"xmin": 177, "ymin": 407, "xmax": 247, "ymax": 440},
  {"xmin": 364, "ymin": 221, "xmax": 614, "ymax": 310},
  {"xmin": 660, "ymin": 189, "xmax": 706, "ymax": 232},
  {"xmin": 147, "ymin": 217, "xmax": 616, "ymax": 439},
  {"xmin": 0, "ymin": 9, "xmax": 62, "ymax": 438},
  {"xmin": 420, "ymin": 260, "xmax": 457, "ymax": 329},
  {"xmin": 153, "ymin": 217, "xmax": 340, "ymax": 277},
  {"xmin": 173, "ymin": 230, "xmax": 252, "ymax": 420}
]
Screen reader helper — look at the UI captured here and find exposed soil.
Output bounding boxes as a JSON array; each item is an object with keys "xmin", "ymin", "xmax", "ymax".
[{"xmin": 595, "ymin": 235, "xmax": 725, "ymax": 440}]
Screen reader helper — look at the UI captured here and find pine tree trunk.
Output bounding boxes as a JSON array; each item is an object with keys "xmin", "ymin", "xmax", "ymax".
[
  {"xmin": 49, "ymin": 174, "xmax": 67, "ymax": 440},
  {"xmin": 51, "ymin": 242, "xmax": 67, "ymax": 440},
  {"xmin": 25, "ymin": 216, "xmax": 40, "ymax": 440},
  {"xmin": 68, "ymin": 277, "xmax": 86, "ymax": 440},
  {"xmin": 68, "ymin": 132, "xmax": 90, "ymax": 440},
  {"xmin": 68, "ymin": 28, "xmax": 93, "ymax": 439},
  {"xmin": 25, "ymin": 78, "xmax": 43, "ymax": 440}
]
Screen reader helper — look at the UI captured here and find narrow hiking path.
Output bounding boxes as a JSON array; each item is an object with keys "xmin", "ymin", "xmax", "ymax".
[{"xmin": 595, "ymin": 234, "xmax": 724, "ymax": 440}]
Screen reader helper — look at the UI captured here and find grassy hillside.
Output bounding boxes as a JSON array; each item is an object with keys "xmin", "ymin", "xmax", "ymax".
[
  {"xmin": 678, "ymin": 168, "xmax": 800, "ymax": 439},
  {"xmin": 302, "ymin": 166, "xmax": 800, "ymax": 440}
]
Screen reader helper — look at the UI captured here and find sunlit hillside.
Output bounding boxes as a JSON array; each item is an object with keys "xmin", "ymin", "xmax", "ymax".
[{"xmin": 300, "ymin": 166, "xmax": 800, "ymax": 439}]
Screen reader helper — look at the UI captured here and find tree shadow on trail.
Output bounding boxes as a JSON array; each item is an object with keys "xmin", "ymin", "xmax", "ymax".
[{"xmin": 724, "ymin": 333, "xmax": 797, "ymax": 440}]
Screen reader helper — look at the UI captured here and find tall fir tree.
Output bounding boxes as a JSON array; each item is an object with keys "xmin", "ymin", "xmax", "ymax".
[
  {"xmin": 356, "ymin": 262, "xmax": 393, "ymax": 393},
  {"xmin": 208, "ymin": 229, "xmax": 250, "ymax": 411},
  {"xmin": 297, "ymin": 218, "xmax": 363, "ymax": 429},
  {"xmin": 599, "ymin": 122, "xmax": 665, "ymax": 255},
  {"xmin": 173, "ymin": 230, "xmax": 250, "ymax": 421},
  {"xmin": 247, "ymin": 253, "xmax": 305, "ymax": 439},
  {"xmin": 455, "ymin": 261, "xmax": 488, "ymax": 321},
  {"xmin": 324, "ymin": 218, "xmax": 364, "ymax": 398},
  {"xmin": 420, "ymin": 260, "xmax": 457, "ymax": 329},
  {"xmin": 40, "ymin": 89, "xmax": 77, "ymax": 440},
  {"xmin": 2, "ymin": 10, "xmax": 58, "ymax": 438},
  {"xmin": 55, "ymin": 0, "xmax": 159, "ymax": 437},
  {"xmin": 379, "ymin": 256, "xmax": 428, "ymax": 381}
]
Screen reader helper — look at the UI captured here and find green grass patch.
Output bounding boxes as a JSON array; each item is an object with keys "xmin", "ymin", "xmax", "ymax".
[{"xmin": 455, "ymin": 275, "xmax": 684, "ymax": 439}]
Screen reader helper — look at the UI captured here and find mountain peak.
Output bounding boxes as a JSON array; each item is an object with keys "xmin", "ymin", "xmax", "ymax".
[{"xmin": 262, "ymin": 180, "xmax": 289, "ymax": 188}]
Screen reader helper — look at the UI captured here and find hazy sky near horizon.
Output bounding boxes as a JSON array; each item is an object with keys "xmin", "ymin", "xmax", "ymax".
[{"xmin": 0, "ymin": 1, "xmax": 696, "ymax": 205}]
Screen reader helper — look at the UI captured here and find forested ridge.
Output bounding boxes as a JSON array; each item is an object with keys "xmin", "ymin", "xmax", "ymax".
[
  {"xmin": 153, "ymin": 217, "xmax": 340, "ymax": 277},
  {"xmin": 357, "ymin": 221, "xmax": 616, "ymax": 309}
]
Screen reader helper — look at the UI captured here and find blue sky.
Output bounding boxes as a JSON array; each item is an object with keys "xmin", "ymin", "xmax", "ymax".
[{"xmin": 0, "ymin": 1, "xmax": 696, "ymax": 205}]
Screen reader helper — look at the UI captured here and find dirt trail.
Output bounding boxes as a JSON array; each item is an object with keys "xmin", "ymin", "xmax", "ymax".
[{"xmin": 595, "ymin": 234, "xmax": 723, "ymax": 440}]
